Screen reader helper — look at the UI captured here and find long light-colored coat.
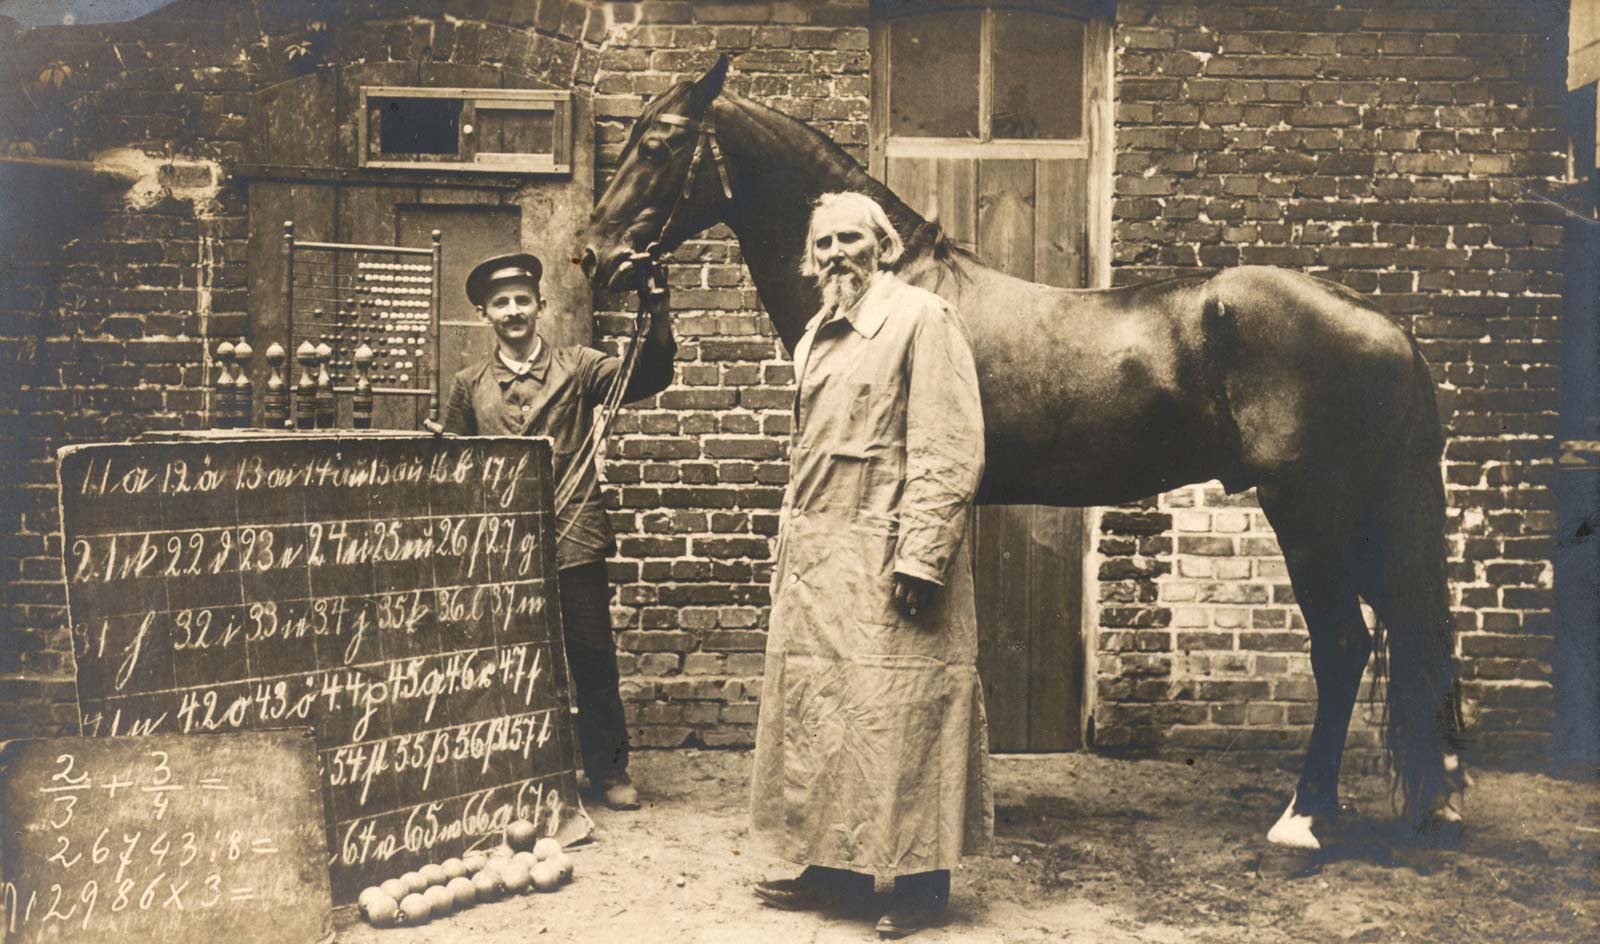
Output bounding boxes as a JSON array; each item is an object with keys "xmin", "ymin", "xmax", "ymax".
[{"xmin": 750, "ymin": 270, "xmax": 993, "ymax": 877}]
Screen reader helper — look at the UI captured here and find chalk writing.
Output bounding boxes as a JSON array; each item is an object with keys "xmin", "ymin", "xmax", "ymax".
[
  {"xmin": 58, "ymin": 435, "xmax": 582, "ymax": 904},
  {"xmin": 0, "ymin": 733, "xmax": 331, "ymax": 944}
]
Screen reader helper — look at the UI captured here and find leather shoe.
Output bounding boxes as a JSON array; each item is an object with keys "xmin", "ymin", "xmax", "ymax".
[
  {"xmin": 875, "ymin": 899, "xmax": 948, "ymax": 938},
  {"xmin": 754, "ymin": 867, "xmax": 872, "ymax": 914},
  {"xmin": 598, "ymin": 772, "xmax": 639, "ymax": 810}
]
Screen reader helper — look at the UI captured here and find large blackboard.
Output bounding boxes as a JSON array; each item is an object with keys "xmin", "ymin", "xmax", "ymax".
[
  {"xmin": 0, "ymin": 731, "xmax": 331, "ymax": 944},
  {"xmin": 56, "ymin": 434, "xmax": 582, "ymax": 902}
]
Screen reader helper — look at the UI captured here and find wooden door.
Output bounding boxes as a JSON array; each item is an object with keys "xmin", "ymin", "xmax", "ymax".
[{"xmin": 872, "ymin": 1, "xmax": 1111, "ymax": 751}]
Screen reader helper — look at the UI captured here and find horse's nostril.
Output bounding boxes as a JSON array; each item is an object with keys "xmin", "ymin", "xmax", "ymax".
[{"xmin": 579, "ymin": 247, "xmax": 598, "ymax": 278}]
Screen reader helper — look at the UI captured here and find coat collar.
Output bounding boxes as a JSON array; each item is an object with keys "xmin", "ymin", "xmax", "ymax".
[
  {"xmin": 812, "ymin": 270, "xmax": 895, "ymax": 340},
  {"xmin": 491, "ymin": 336, "xmax": 550, "ymax": 386}
]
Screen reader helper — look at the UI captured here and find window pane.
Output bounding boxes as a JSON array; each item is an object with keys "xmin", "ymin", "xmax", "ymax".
[
  {"xmin": 478, "ymin": 108, "xmax": 553, "ymax": 155},
  {"xmin": 992, "ymin": 11, "xmax": 1084, "ymax": 140},
  {"xmin": 889, "ymin": 11, "xmax": 981, "ymax": 138},
  {"xmin": 371, "ymin": 97, "xmax": 461, "ymax": 156}
]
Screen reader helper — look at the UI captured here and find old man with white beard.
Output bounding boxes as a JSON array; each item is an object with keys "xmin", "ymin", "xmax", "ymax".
[{"xmin": 749, "ymin": 191, "xmax": 992, "ymax": 938}]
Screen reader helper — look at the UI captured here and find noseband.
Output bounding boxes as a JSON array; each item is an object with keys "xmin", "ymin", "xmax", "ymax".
[{"xmin": 644, "ymin": 111, "xmax": 735, "ymax": 257}]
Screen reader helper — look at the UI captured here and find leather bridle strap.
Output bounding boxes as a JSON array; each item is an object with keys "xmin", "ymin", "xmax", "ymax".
[{"xmin": 645, "ymin": 111, "xmax": 734, "ymax": 256}]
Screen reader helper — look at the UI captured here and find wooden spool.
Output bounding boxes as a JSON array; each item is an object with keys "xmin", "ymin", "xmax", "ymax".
[
  {"xmin": 213, "ymin": 340, "xmax": 236, "ymax": 429},
  {"xmin": 232, "ymin": 339, "xmax": 254, "ymax": 428},
  {"xmin": 352, "ymin": 343, "xmax": 374, "ymax": 430},
  {"xmin": 314, "ymin": 341, "xmax": 336, "ymax": 429},
  {"xmin": 294, "ymin": 341, "xmax": 317, "ymax": 431},
  {"xmin": 263, "ymin": 342, "xmax": 289, "ymax": 429}
]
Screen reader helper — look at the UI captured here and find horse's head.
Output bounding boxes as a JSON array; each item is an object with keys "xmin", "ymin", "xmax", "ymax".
[{"xmin": 580, "ymin": 55, "xmax": 733, "ymax": 292}]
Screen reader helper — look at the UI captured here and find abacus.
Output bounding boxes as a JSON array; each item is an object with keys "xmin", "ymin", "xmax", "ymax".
[{"xmin": 279, "ymin": 220, "xmax": 443, "ymax": 427}]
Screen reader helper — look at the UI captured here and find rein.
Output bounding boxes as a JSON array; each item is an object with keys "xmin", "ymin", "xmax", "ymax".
[{"xmin": 553, "ymin": 109, "xmax": 731, "ymax": 540}]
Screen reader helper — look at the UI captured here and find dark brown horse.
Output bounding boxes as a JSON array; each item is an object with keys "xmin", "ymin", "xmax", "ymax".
[{"xmin": 580, "ymin": 56, "xmax": 1468, "ymax": 849}]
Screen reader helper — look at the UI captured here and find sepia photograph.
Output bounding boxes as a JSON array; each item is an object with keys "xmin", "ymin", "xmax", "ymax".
[{"xmin": 0, "ymin": 1, "xmax": 1595, "ymax": 941}]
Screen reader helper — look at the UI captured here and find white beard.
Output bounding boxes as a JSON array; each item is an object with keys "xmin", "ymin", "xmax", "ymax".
[{"xmin": 818, "ymin": 261, "xmax": 871, "ymax": 313}]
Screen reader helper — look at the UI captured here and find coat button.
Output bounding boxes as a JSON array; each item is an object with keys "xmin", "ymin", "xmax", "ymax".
[{"xmin": 788, "ymin": 574, "xmax": 799, "ymax": 586}]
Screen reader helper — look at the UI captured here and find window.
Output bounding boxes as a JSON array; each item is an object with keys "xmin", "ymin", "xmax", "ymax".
[
  {"xmin": 883, "ymin": 3, "xmax": 1088, "ymax": 145},
  {"xmin": 359, "ymin": 87, "xmax": 572, "ymax": 175}
]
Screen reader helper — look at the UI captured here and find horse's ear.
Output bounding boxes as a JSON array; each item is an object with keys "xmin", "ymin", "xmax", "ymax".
[{"xmin": 689, "ymin": 54, "xmax": 730, "ymax": 113}]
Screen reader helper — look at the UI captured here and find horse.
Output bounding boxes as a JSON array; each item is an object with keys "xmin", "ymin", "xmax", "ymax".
[{"xmin": 579, "ymin": 55, "xmax": 1469, "ymax": 850}]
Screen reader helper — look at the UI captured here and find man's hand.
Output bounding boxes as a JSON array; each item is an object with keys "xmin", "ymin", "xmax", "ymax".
[
  {"xmin": 422, "ymin": 418, "xmax": 444, "ymax": 435},
  {"xmin": 892, "ymin": 572, "xmax": 940, "ymax": 619}
]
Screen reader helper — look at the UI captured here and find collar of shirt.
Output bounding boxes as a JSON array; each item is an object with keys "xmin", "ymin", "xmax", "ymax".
[
  {"xmin": 493, "ymin": 337, "xmax": 549, "ymax": 386},
  {"xmin": 810, "ymin": 270, "xmax": 893, "ymax": 341}
]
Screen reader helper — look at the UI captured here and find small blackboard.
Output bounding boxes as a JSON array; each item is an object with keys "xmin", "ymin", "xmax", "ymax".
[
  {"xmin": 56, "ymin": 434, "xmax": 583, "ymax": 903},
  {"xmin": 0, "ymin": 731, "xmax": 332, "ymax": 944}
]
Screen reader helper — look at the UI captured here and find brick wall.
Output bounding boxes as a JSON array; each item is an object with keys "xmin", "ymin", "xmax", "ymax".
[
  {"xmin": 1, "ymin": 2, "xmax": 254, "ymax": 739},
  {"xmin": 0, "ymin": 0, "xmax": 1571, "ymax": 762}
]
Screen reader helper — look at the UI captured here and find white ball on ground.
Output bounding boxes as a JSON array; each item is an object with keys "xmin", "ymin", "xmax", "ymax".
[
  {"xmin": 398, "ymin": 892, "xmax": 431, "ymax": 925},
  {"xmin": 533, "ymin": 837, "xmax": 562, "ymax": 861},
  {"xmin": 551, "ymin": 852, "xmax": 574, "ymax": 883},
  {"xmin": 446, "ymin": 875, "xmax": 477, "ymax": 910},
  {"xmin": 423, "ymin": 884, "xmax": 454, "ymax": 917},
  {"xmin": 531, "ymin": 859, "xmax": 561, "ymax": 892},
  {"xmin": 362, "ymin": 893, "xmax": 400, "ymax": 928},
  {"xmin": 498, "ymin": 859, "xmax": 533, "ymax": 894}
]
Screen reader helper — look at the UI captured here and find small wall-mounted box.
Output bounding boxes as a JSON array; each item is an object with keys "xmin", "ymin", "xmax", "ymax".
[{"xmin": 358, "ymin": 87, "xmax": 572, "ymax": 175}]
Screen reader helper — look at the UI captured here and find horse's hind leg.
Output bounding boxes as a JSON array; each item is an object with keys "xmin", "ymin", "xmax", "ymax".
[
  {"xmin": 1257, "ymin": 482, "xmax": 1371, "ymax": 850},
  {"xmin": 1356, "ymin": 550, "xmax": 1466, "ymax": 840}
]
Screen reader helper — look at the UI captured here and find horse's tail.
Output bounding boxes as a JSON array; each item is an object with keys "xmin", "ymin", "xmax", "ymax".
[{"xmin": 1359, "ymin": 340, "xmax": 1463, "ymax": 826}]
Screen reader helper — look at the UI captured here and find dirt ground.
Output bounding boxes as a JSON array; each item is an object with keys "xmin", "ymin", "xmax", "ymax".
[{"xmin": 335, "ymin": 749, "xmax": 1597, "ymax": 943}]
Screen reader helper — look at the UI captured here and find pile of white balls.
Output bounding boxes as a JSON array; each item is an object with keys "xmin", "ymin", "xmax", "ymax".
[{"xmin": 357, "ymin": 821, "xmax": 574, "ymax": 927}]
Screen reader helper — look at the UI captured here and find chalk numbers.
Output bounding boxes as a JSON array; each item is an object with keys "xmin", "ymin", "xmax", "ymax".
[{"xmin": 8, "ymin": 751, "xmax": 277, "ymax": 934}]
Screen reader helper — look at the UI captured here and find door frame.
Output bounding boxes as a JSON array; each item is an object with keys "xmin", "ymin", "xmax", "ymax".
[{"xmin": 867, "ymin": 0, "xmax": 1115, "ymax": 748}]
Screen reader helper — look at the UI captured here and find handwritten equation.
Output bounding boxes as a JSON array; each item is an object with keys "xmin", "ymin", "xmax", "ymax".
[
  {"xmin": 56, "ymin": 436, "xmax": 582, "ymax": 904},
  {"xmin": 0, "ymin": 733, "xmax": 332, "ymax": 944}
]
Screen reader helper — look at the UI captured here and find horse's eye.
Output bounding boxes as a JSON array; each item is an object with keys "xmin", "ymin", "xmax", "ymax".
[{"xmin": 639, "ymin": 139, "xmax": 666, "ymax": 162}]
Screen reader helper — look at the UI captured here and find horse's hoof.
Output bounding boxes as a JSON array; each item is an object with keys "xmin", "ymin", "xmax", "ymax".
[
  {"xmin": 1417, "ymin": 809, "xmax": 1465, "ymax": 847},
  {"xmin": 1267, "ymin": 791, "xmax": 1321, "ymax": 850},
  {"xmin": 1254, "ymin": 844, "xmax": 1321, "ymax": 880}
]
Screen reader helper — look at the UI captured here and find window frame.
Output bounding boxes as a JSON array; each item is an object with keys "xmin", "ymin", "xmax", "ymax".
[
  {"xmin": 874, "ymin": 2, "xmax": 1097, "ymax": 160},
  {"xmin": 358, "ymin": 87, "xmax": 572, "ymax": 175}
]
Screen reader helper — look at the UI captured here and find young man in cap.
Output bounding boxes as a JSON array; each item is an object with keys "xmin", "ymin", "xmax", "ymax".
[{"xmin": 441, "ymin": 250, "xmax": 676, "ymax": 810}]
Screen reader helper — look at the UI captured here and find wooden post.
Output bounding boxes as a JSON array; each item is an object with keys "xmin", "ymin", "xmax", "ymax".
[
  {"xmin": 315, "ymin": 340, "xmax": 336, "ymax": 429},
  {"xmin": 282, "ymin": 220, "xmax": 296, "ymax": 385},
  {"xmin": 429, "ymin": 229, "xmax": 443, "ymax": 428},
  {"xmin": 213, "ymin": 340, "xmax": 236, "ymax": 429},
  {"xmin": 232, "ymin": 339, "xmax": 254, "ymax": 428},
  {"xmin": 353, "ymin": 343, "xmax": 374, "ymax": 430},
  {"xmin": 264, "ymin": 342, "xmax": 289, "ymax": 429},
  {"xmin": 294, "ymin": 341, "xmax": 317, "ymax": 431}
]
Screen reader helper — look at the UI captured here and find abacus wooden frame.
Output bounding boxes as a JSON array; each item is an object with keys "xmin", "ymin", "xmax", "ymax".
[{"xmin": 280, "ymin": 222, "xmax": 445, "ymax": 426}]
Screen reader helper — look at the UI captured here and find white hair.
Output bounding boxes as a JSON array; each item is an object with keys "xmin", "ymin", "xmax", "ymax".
[{"xmin": 798, "ymin": 191, "xmax": 905, "ymax": 278}]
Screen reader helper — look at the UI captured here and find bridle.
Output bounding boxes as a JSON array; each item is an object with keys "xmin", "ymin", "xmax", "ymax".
[
  {"xmin": 553, "ymin": 107, "xmax": 734, "ymax": 538},
  {"xmin": 639, "ymin": 109, "xmax": 735, "ymax": 258}
]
